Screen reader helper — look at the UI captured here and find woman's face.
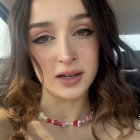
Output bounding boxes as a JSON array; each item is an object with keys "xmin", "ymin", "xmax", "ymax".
[{"xmin": 28, "ymin": 0, "xmax": 99, "ymax": 99}]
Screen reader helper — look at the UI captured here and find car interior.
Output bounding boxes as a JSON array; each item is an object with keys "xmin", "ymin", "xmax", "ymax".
[{"xmin": 0, "ymin": 0, "xmax": 140, "ymax": 114}]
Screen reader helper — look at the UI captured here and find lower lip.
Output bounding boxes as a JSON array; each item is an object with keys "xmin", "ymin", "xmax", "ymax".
[{"xmin": 56, "ymin": 73, "xmax": 83, "ymax": 86}]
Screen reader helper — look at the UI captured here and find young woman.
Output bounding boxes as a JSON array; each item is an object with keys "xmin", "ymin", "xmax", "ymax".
[{"xmin": 0, "ymin": 0, "xmax": 140, "ymax": 140}]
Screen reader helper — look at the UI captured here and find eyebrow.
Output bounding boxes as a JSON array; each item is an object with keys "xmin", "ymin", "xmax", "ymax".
[{"xmin": 28, "ymin": 13, "xmax": 90, "ymax": 30}]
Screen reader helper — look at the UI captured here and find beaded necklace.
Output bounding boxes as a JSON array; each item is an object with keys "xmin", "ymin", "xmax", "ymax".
[{"xmin": 38, "ymin": 111, "xmax": 94, "ymax": 128}]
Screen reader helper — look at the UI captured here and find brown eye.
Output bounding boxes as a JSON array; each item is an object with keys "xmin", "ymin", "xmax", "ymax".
[
  {"xmin": 32, "ymin": 35, "xmax": 55, "ymax": 44},
  {"xmin": 73, "ymin": 29, "xmax": 94, "ymax": 38}
]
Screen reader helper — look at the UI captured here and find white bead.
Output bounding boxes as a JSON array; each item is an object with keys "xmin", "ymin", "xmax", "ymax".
[
  {"xmin": 38, "ymin": 116, "xmax": 42, "ymax": 120},
  {"xmin": 78, "ymin": 121, "xmax": 82, "ymax": 126},
  {"xmin": 42, "ymin": 116, "xmax": 47, "ymax": 121},
  {"xmin": 38, "ymin": 112, "xmax": 45, "ymax": 120},
  {"xmin": 39, "ymin": 112, "xmax": 45, "ymax": 119},
  {"xmin": 71, "ymin": 122, "xmax": 73, "ymax": 125}
]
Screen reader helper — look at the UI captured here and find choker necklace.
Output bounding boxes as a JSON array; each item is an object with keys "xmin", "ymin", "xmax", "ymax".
[{"xmin": 38, "ymin": 111, "xmax": 94, "ymax": 128}]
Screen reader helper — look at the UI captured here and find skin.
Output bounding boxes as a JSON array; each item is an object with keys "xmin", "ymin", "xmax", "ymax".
[
  {"xmin": 0, "ymin": 0, "xmax": 140, "ymax": 140},
  {"xmin": 0, "ymin": 109, "xmax": 140, "ymax": 140},
  {"xmin": 28, "ymin": 0, "xmax": 99, "ymax": 122},
  {"xmin": 27, "ymin": 0, "xmax": 140, "ymax": 139}
]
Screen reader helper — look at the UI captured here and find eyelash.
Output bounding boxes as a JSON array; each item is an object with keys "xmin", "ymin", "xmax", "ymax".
[{"xmin": 32, "ymin": 28, "xmax": 95, "ymax": 44}]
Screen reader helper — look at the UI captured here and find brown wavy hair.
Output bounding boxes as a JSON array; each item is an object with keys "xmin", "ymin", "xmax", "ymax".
[{"xmin": 0, "ymin": 0, "xmax": 139, "ymax": 140}]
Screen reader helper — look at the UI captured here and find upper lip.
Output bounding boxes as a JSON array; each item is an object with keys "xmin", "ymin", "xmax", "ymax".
[{"xmin": 56, "ymin": 70, "xmax": 84, "ymax": 77}]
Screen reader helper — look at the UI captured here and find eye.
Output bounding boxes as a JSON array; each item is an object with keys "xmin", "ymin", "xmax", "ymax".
[
  {"xmin": 32, "ymin": 35, "xmax": 55, "ymax": 44},
  {"xmin": 73, "ymin": 28, "xmax": 94, "ymax": 38}
]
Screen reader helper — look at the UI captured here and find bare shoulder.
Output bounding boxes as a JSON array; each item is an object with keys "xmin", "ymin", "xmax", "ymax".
[
  {"xmin": 0, "ymin": 108, "xmax": 14, "ymax": 140},
  {"xmin": 128, "ymin": 119, "xmax": 140, "ymax": 140},
  {"xmin": 94, "ymin": 119, "xmax": 140, "ymax": 140},
  {"xmin": 118, "ymin": 119, "xmax": 140, "ymax": 140}
]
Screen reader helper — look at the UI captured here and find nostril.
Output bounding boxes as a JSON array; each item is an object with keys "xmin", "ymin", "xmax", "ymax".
[
  {"xmin": 72, "ymin": 57, "xmax": 76, "ymax": 61},
  {"xmin": 57, "ymin": 55, "xmax": 76, "ymax": 64}
]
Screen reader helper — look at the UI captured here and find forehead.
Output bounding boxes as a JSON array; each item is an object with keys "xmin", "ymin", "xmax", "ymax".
[{"xmin": 29, "ymin": 0, "xmax": 87, "ymax": 23}]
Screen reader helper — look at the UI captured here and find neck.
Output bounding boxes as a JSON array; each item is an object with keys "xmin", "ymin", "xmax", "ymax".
[{"xmin": 40, "ymin": 86, "xmax": 91, "ymax": 122}]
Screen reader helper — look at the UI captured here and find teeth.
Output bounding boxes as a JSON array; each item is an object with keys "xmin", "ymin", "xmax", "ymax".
[
  {"xmin": 58, "ymin": 73, "xmax": 81, "ymax": 78},
  {"xmin": 63, "ymin": 76, "xmax": 76, "ymax": 79},
  {"xmin": 64, "ymin": 75, "xmax": 75, "ymax": 77},
  {"xmin": 62, "ymin": 75, "xmax": 76, "ymax": 78},
  {"xmin": 59, "ymin": 73, "xmax": 79, "ymax": 78}
]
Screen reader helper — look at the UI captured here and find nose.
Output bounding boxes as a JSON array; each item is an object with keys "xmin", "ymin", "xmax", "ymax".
[{"xmin": 57, "ymin": 37, "xmax": 77, "ymax": 64}]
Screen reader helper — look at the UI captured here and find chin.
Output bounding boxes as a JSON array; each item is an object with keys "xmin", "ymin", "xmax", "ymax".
[{"xmin": 55, "ymin": 88, "xmax": 88, "ymax": 100}]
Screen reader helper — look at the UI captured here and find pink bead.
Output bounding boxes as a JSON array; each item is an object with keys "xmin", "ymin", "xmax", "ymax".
[
  {"xmin": 82, "ymin": 120, "xmax": 86, "ymax": 124},
  {"xmin": 62, "ymin": 122, "xmax": 66, "ymax": 127},
  {"xmin": 88, "ymin": 114, "xmax": 93, "ymax": 121},
  {"xmin": 85, "ymin": 116, "xmax": 90, "ymax": 121},
  {"xmin": 59, "ymin": 122, "xmax": 62, "ymax": 126}
]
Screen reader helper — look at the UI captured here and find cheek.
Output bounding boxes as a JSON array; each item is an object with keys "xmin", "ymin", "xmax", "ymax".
[
  {"xmin": 79, "ymin": 38, "xmax": 100, "ymax": 62},
  {"xmin": 79, "ymin": 38, "xmax": 100, "ymax": 80},
  {"xmin": 30, "ymin": 50, "xmax": 55, "ymax": 82}
]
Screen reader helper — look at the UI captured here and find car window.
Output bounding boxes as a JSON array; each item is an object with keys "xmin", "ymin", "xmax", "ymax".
[
  {"xmin": 0, "ymin": 2, "xmax": 10, "ymax": 59},
  {"xmin": 0, "ymin": 17, "xmax": 10, "ymax": 59},
  {"xmin": 120, "ymin": 34, "xmax": 140, "ymax": 51}
]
